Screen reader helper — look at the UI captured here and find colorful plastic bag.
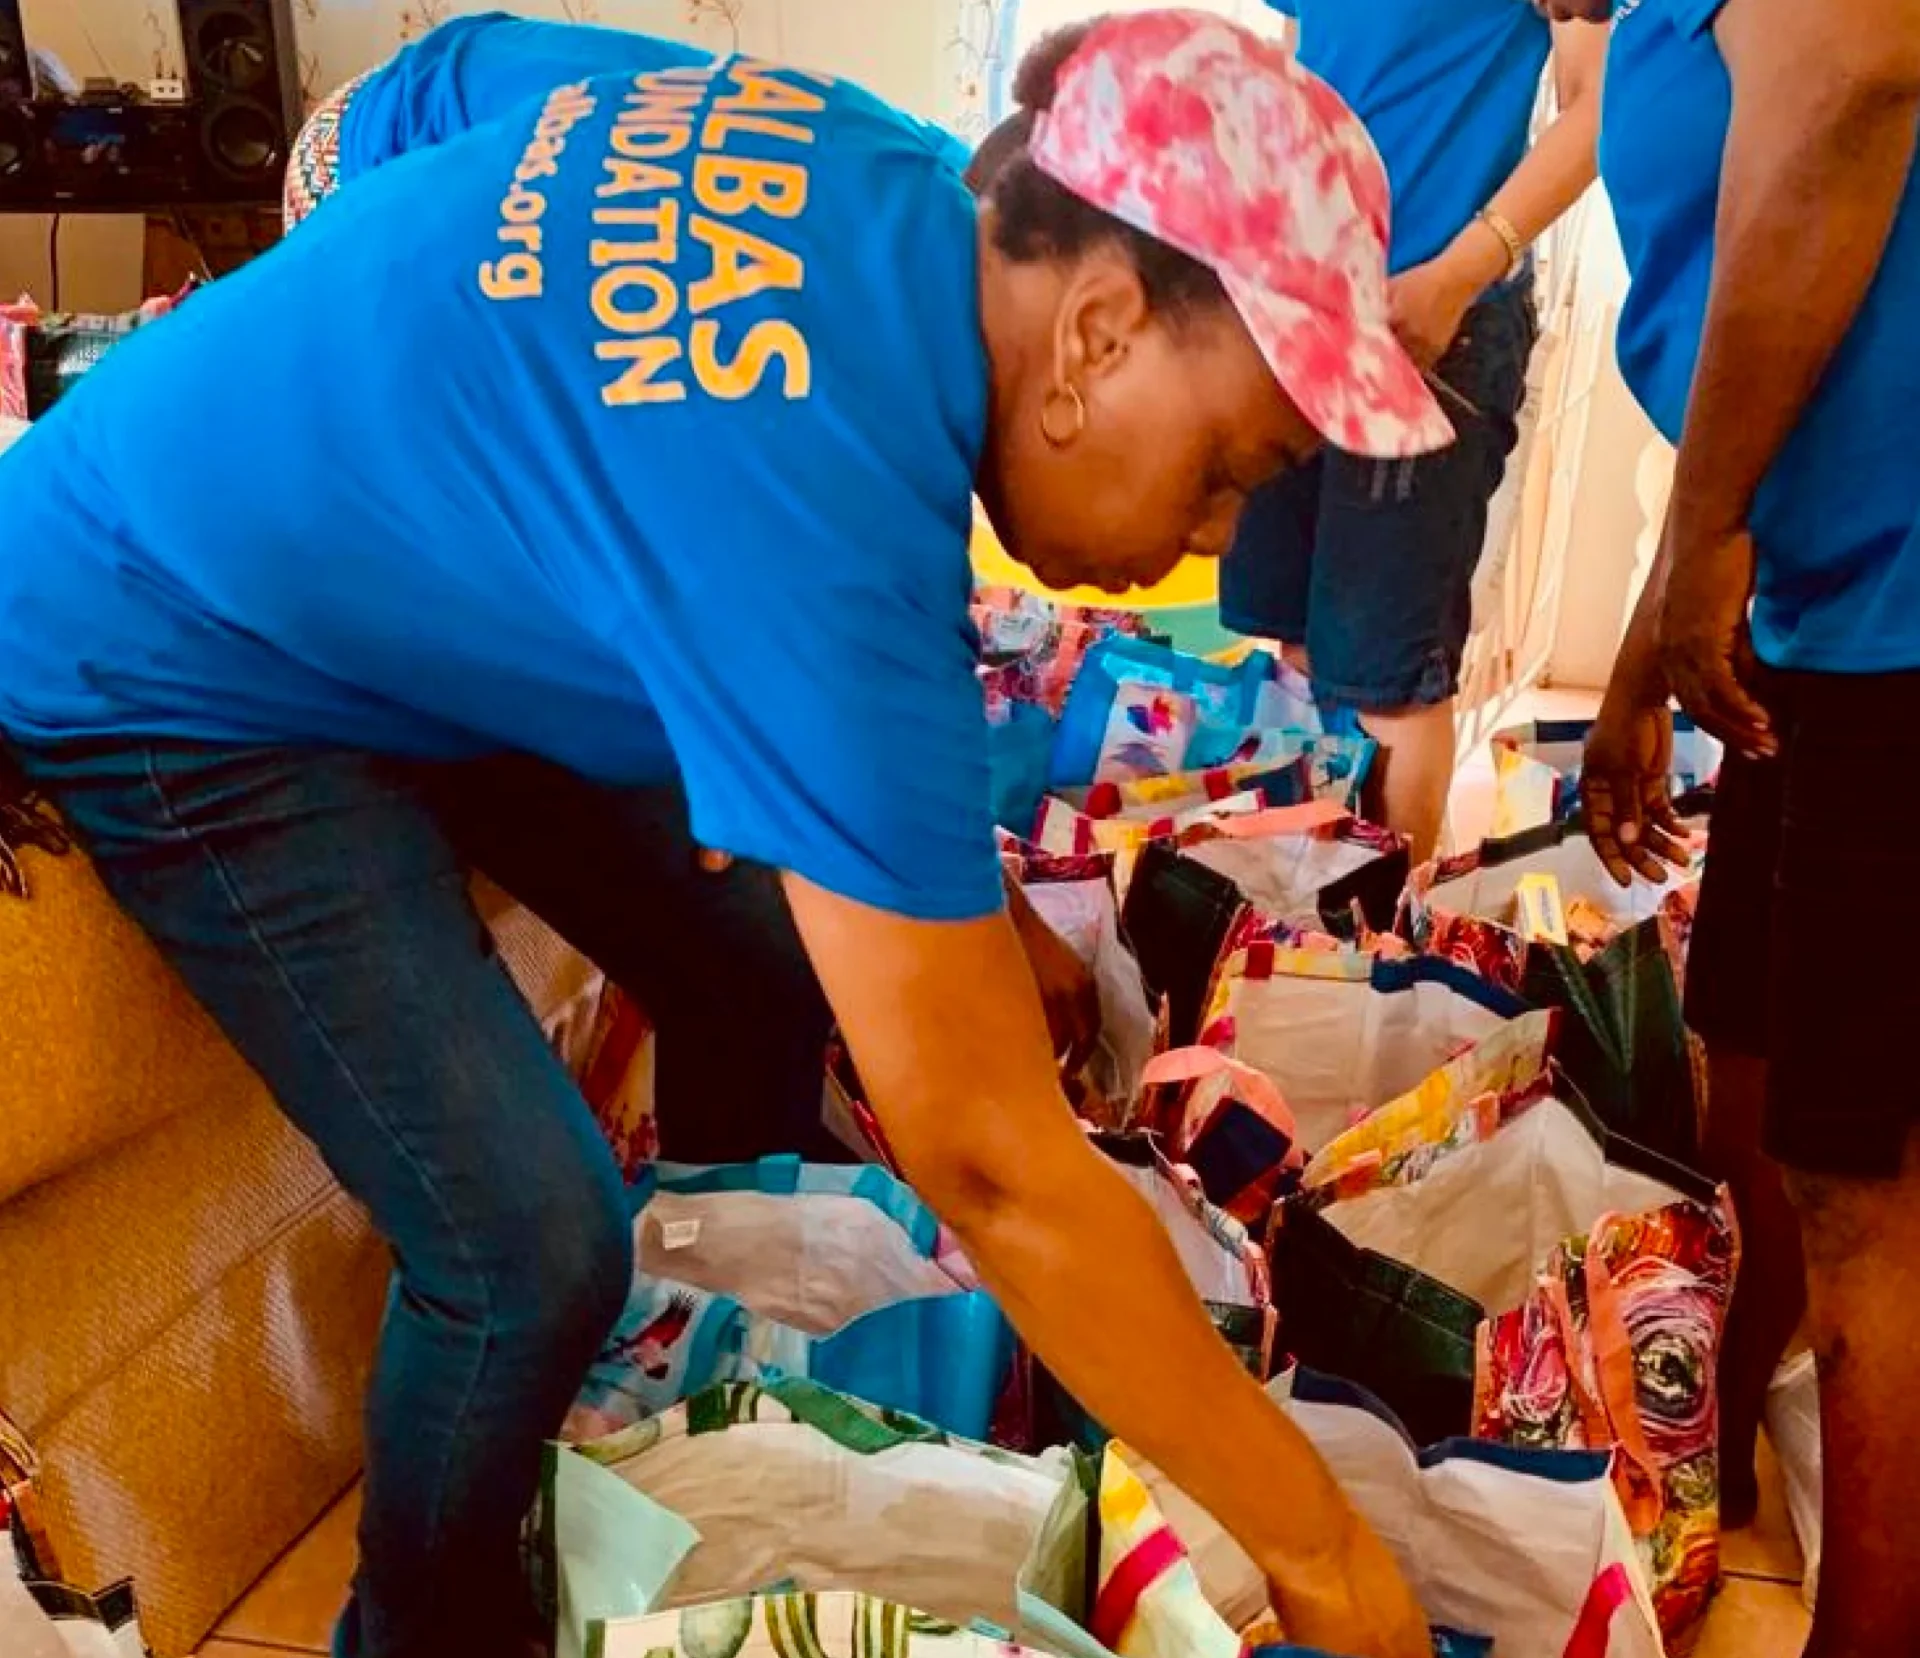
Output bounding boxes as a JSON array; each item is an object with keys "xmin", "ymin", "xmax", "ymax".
[
  {"xmin": 1407, "ymin": 824, "xmax": 1702, "ymax": 1166},
  {"xmin": 1489, "ymin": 717, "xmax": 1720, "ymax": 838},
  {"xmin": 1270, "ymin": 1016, "xmax": 1569, "ymax": 1448},
  {"xmin": 1202, "ymin": 937, "xmax": 1526, "ymax": 1158},
  {"xmin": 1121, "ymin": 807, "xmax": 1412, "ymax": 1050},
  {"xmin": 1052, "ymin": 638, "xmax": 1278, "ymax": 786},
  {"xmin": 974, "ymin": 587, "xmax": 1156, "ymax": 721},
  {"xmin": 544, "ymin": 1378, "xmax": 1250, "ymax": 1658},
  {"xmin": 1131, "ymin": 1368, "xmax": 1665, "ymax": 1658},
  {"xmin": 1279, "ymin": 1037, "xmax": 1735, "ymax": 1649},
  {"xmin": 569, "ymin": 1159, "xmax": 1011, "ymax": 1441},
  {"xmin": 1019, "ymin": 869, "xmax": 1158, "ymax": 1114},
  {"xmin": 1136, "ymin": 1048, "xmax": 1306, "ymax": 1233},
  {"xmin": 1000, "ymin": 1133, "xmax": 1273, "ymax": 1454},
  {"xmin": 1476, "ymin": 1199, "xmax": 1737, "ymax": 1648}
]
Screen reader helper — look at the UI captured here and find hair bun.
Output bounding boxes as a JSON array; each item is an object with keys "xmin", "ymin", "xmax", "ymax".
[{"xmin": 1012, "ymin": 20, "xmax": 1096, "ymax": 113}]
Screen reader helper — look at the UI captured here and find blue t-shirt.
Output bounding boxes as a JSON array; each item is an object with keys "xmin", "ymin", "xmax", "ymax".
[
  {"xmin": 1604, "ymin": 0, "xmax": 1920, "ymax": 673},
  {"xmin": 0, "ymin": 56, "xmax": 1001, "ymax": 919},
  {"xmin": 338, "ymin": 13, "xmax": 972, "ymax": 189},
  {"xmin": 338, "ymin": 12, "xmax": 713, "ymax": 180},
  {"xmin": 1269, "ymin": 0, "xmax": 1552, "ymax": 272}
]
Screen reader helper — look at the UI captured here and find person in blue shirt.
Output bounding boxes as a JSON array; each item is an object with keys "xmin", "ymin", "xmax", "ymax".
[
  {"xmin": 1222, "ymin": 0, "xmax": 1609, "ymax": 860},
  {"xmin": 0, "ymin": 14, "xmax": 1452, "ymax": 1658},
  {"xmin": 279, "ymin": 11, "xmax": 1100, "ymax": 1169},
  {"xmin": 1561, "ymin": 1, "xmax": 1920, "ymax": 1651}
]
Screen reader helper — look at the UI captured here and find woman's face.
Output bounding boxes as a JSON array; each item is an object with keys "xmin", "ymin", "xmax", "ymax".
[{"xmin": 979, "ymin": 250, "xmax": 1320, "ymax": 595}]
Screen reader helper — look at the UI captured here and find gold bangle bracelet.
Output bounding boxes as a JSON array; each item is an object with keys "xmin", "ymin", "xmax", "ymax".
[{"xmin": 1476, "ymin": 208, "xmax": 1526, "ymax": 279}]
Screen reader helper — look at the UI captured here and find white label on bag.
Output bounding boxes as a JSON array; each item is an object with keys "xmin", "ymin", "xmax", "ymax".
[{"xmin": 659, "ymin": 1218, "xmax": 702, "ymax": 1251}]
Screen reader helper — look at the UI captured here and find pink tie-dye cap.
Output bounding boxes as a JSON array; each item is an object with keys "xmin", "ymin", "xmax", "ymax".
[{"xmin": 1027, "ymin": 8, "xmax": 1454, "ymax": 460}]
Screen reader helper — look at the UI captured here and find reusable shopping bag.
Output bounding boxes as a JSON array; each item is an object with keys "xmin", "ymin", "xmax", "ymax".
[
  {"xmin": 1201, "ymin": 933, "xmax": 1526, "ymax": 1158},
  {"xmin": 999, "ymin": 1132, "xmax": 1274, "ymax": 1455},
  {"xmin": 1134, "ymin": 1048, "xmax": 1306, "ymax": 1232},
  {"xmin": 974, "ymin": 587, "xmax": 1157, "ymax": 720},
  {"xmin": 1406, "ymin": 822, "xmax": 1702, "ymax": 1165},
  {"xmin": 1130, "ymin": 1367, "xmax": 1665, "ymax": 1658},
  {"xmin": 1175, "ymin": 809, "xmax": 1410, "ymax": 936},
  {"xmin": 543, "ymin": 1378, "xmax": 1254, "ymax": 1658},
  {"xmin": 1122, "ymin": 808, "xmax": 1410, "ymax": 1046},
  {"xmin": 1062, "ymin": 738, "xmax": 1376, "ymax": 818},
  {"xmin": 6, "ymin": 1441, "xmax": 150, "ymax": 1658},
  {"xmin": 1265, "ymin": 1016, "xmax": 1553, "ymax": 1445},
  {"xmin": 5, "ymin": 1575, "xmax": 150, "ymax": 1658},
  {"xmin": 569, "ymin": 1159, "xmax": 1011, "ymax": 1441},
  {"xmin": 1281, "ymin": 1023, "xmax": 1736, "ymax": 1649},
  {"xmin": 1051, "ymin": 638, "xmax": 1279, "ymax": 786},
  {"xmin": 1489, "ymin": 716, "xmax": 1720, "ymax": 838},
  {"xmin": 1474, "ymin": 1198, "xmax": 1736, "ymax": 1648},
  {"xmin": 1018, "ymin": 867, "xmax": 1158, "ymax": 1114},
  {"xmin": 1766, "ymin": 1353, "xmax": 1820, "ymax": 1611},
  {"xmin": 1030, "ymin": 783, "xmax": 1269, "ymax": 870}
]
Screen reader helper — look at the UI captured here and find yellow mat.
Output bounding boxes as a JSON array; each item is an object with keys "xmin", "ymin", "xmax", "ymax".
[{"xmin": 969, "ymin": 507, "xmax": 1219, "ymax": 610}]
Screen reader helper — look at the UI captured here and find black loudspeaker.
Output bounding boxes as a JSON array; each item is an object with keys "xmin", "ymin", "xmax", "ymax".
[
  {"xmin": 177, "ymin": 0, "xmax": 301, "ymax": 196},
  {"xmin": 0, "ymin": 0, "xmax": 33, "ymax": 198},
  {"xmin": 0, "ymin": 0, "xmax": 31, "ymax": 107}
]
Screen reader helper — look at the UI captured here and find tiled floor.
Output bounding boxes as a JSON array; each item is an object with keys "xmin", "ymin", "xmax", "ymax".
[
  {"xmin": 195, "ymin": 684, "xmax": 1805, "ymax": 1657},
  {"xmin": 193, "ymin": 1456, "xmax": 1813, "ymax": 1655}
]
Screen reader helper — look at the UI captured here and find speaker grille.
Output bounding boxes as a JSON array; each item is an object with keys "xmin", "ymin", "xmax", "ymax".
[
  {"xmin": 203, "ymin": 98, "xmax": 282, "ymax": 180},
  {"xmin": 186, "ymin": 2, "xmax": 283, "ymax": 93}
]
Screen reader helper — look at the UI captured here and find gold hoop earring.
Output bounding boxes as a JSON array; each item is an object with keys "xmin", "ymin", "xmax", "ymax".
[{"xmin": 1040, "ymin": 383, "xmax": 1087, "ymax": 450}]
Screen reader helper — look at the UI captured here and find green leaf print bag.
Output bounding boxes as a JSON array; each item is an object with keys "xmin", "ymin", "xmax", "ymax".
[{"xmin": 538, "ymin": 1378, "xmax": 1248, "ymax": 1658}]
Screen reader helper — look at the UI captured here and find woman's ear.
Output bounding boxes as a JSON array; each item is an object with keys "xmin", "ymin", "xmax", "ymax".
[{"xmin": 1049, "ymin": 254, "xmax": 1152, "ymax": 388}]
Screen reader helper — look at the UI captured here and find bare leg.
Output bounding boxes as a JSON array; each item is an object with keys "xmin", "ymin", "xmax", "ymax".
[
  {"xmin": 1357, "ymin": 698, "xmax": 1457, "ymax": 865},
  {"xmin": 1699, "ymin": 1047, "xmax": 1806, "ymax": 1530},
  {"xmin": 1792, "ymin": 1129, "xmax": 1920, "ymax": 1658}
]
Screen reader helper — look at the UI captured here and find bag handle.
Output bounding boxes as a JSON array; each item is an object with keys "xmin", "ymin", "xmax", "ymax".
[
  {"xmin": 1540, "ymin": 1227, "xmax": 1665, "ymax": 1537},
  {"xmin": 1199, "ymin": 798, "xmax": 1349, "ymax": 840},
  {"xmin": 1139, "ymin": 1048, "xmax": 1303, "ymax": 1160},
  {"xmin": 1581, "ymin": 1235, "xmax": 1667, "ymax": 1526}
]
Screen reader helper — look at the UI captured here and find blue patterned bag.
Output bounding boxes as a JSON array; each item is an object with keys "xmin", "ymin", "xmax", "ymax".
[{"xmin": 568, "ymin": 1159, "xmax": 1012, "ymax": 1441}]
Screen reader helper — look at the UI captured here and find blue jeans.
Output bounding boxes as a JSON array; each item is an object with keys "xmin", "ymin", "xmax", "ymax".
[
  {"xmin": 9, "ymin": 740, "xmax": 836, "ymax": 1658},
  {"xmin": 1220, "ymin": 276, "xmax": 1538, "ymax": 711}
]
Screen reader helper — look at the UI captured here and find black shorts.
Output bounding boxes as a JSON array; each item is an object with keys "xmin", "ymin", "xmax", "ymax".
[
  {"xmin": 1686, "ymin": 667, "xmax": 1920, "ymax": 1178},
  {"xmin": 1218, "ymin": 278, "xmax": 1537, "ymax": 712}
]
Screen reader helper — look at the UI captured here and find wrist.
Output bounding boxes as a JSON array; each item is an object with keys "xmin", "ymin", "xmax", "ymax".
[
  {"xmin": 1665, "ymin": 488, "xmax": 1748, "ymax": 554},
  {"xmin": 1256, "ymin": 1489, "xmax": 1368, "ymax": 1603},
  {"xmin": 1605, "ymin": 623, "xmax": 1672, "ymax": 713},
  {"xmin": 1448, "ymin": 216, "xmax": 1516, "ymax": 292}
]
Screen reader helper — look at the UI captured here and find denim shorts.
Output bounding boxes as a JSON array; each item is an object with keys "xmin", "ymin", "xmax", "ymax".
[{"xmin": 1220, "ymin": 276, "xmax": 1538, "ymax": 713}]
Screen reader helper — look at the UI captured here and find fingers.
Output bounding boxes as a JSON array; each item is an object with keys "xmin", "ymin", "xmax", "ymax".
[
  {"xmin": 1582, "ymin": 777, "xmax": 1639, "ymax": 889},
  {"xmin": 1585, "ymin": 776, "xmax": 1689, "ymax": 887},
  {"xmin": 1665, "ymin": 646, "xmax": 1776, "ymax": 760}
]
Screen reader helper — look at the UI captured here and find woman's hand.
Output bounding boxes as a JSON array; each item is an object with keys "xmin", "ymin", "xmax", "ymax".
[
  {"xmin": 1655, "ymin": 523, "xmax": 1776, "ymax": 759},
  {"xmin": 1387, "ymin": 254, "xmax": 1483, "ymax": 371},
  {"xmin": 1583, "ymin": 697, "xmax": 1690, "ymax": 887},
  {"xmin": 1266, "ymin": 1512, "xmax": 1431, "ymax": 1658}
]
